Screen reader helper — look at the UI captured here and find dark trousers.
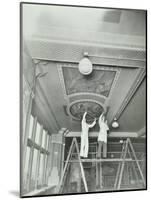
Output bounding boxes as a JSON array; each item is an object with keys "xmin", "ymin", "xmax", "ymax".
[{"xmin": 97, "ymin": 141, "xmax": 107, "ymax": 158}]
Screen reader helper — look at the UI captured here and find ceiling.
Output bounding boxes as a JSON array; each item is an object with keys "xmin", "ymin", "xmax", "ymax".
[{"xmin": 22, "ymin": 4, "xmax": 146, "ymax": 137}]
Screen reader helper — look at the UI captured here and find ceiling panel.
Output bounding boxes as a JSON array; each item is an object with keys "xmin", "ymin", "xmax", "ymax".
[
  {"xmin": 118, "ymin": 78, "xmax": 146, "ymax": 132},
  {"xmin": 31, "ymin": 60, "xmax": 146, "ymax": 135},
  {"xmin": 23, "ymin": 4, "xmax": 146, "ymax": 136},
  {"xmin": 23, "ymin": 4, "xmax": 146, "ymax": 38}
]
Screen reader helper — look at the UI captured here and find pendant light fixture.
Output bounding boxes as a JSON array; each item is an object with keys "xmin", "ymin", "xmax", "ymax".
[
  {"xmin": 112, "ymin": 118, "xmax": 119, "ymax": 128},
  {"xmin": 78, "ymin": 52, "xmax": 93, "ymax": 75}
]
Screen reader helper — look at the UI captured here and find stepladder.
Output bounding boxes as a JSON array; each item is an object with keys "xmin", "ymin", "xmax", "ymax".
[
  {"xmin": 114, "ymin": 138, "xmax": 146, "ymax": 190},
  {"xmin": 56, "ymin": 137, "xmax": 88, "ymax": 194}
]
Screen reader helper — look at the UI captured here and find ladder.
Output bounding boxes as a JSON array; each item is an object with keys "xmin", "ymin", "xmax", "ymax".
[
  {"xmin": 56, "ymin": 137, "xmax": 88, "ymax": 194},
  {"xmin": 114, "ymin": 138, "xmax": 145, "ymax": 190}
]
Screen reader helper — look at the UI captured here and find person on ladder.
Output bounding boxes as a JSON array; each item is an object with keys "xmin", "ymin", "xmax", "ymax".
[
  {"xmin": 97, "ymin": 112, "xmax": 109, "ymax": 158},
  {"xmin": 96, "ymin": 112, "xmax": 109, "ymax": 190},
  {"xmin": 80, "ymin": 111, "xmax": 96, "ymax": 158}
]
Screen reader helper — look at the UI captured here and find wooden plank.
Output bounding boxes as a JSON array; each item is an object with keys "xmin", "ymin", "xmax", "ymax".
[
  {"xmin": 66, "ymin": 131, "xmax": 138, "ymax": 138},
  {"xmin": 34, "ymin": 125, "xmax": 43, "ymax": 189},
  {"xmin": 64, "ymin": 158, "xmax": 132, "ymax": 163}
]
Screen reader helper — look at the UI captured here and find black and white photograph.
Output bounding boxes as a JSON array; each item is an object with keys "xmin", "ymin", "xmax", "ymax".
[{"xmin": 20, "ymin": 2, "xmax": 147, "ymax": 197}]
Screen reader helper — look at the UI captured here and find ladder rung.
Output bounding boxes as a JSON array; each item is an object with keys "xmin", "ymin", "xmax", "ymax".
[{"xmin": 64, "ymin": 158, "xmax": 132, "ymax": 162}]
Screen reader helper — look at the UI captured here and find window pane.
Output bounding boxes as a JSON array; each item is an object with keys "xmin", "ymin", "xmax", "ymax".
[
  {"xmin": 23, "ymin": 103, "xmax": 26, "ymax": 142},
  {"xmin": 24, "ymin": 146, "xmax": 30, "ymax": 191},
  {"xmin": 38, "ymin": 154, "xmax": 44, "ymax": 188},
  {"xmin": 42, "ymin": 130, "xmax": 46, "ymax": 148},
  {"xmin": 28, "ymin": 115, "xmax": 34, "ymax": 139},
  {"xmin": 46, "ymin": 134, "xmax": 49, "ymax": 151},
  {"xmin": 30, "ymin": 149, "xmax": 38, "ymax": 190},
  {"xmin": 35, "ymin": 122, "xmax": 41, "ymax": 144},
  {"xmin": 24, "ymin": 146, "xmax": 30, "ymax": 177}
]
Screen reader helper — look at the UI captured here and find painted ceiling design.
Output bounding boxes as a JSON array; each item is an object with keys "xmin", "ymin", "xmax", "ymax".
[
  {"xmin": 30, "ymin": 58, "xmax": 146, "ymax": 135},
  {"xmin": 58, "ymin": 64, "xmax": 120, "ymax": 121},
  {"xmin": 69, "ymin": 101, "xmax": 104, "ymax": 122},
  {"xmin": 62, "ymin": 67, "xmax": 116, "ymax": 97}
]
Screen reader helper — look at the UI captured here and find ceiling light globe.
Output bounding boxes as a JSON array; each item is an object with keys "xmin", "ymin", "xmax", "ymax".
[
  {"xmin": 78, "ymin": 57, "xmax": 93, "ymax": 75},
  {"xmin": 112, "ymin": 120, "xmax": 119, "ymax": 128}
]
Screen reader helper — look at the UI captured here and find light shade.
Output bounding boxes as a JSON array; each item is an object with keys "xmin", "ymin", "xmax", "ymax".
[
  {"xmin": 112, "ymin": 118, "xmax": 119, "ymax": 128},
  {"xmin": 78, "ymin": 57, "xmax": 93, "ymax": 75}
]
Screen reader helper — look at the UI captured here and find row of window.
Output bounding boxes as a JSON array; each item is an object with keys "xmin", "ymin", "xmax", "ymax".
[{"xmin": 23, "ymin": 115, "xmax": 51, "ymax": 194}]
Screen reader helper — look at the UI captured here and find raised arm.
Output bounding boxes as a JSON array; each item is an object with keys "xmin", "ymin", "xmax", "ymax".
[
  {"xmin": 98, "ymin": 113, "xmax": 104, "ymax": 125},
  {"xmin": 105, "ymin": 120, "xmax": 109, "ymax": 131},
  {"xmin": 82, "ymin": 112, "xmax": 87, "ymax": 122},
  {"xmin": 88, "ymin": 118, "xmax": 96, "ymax": 128}
]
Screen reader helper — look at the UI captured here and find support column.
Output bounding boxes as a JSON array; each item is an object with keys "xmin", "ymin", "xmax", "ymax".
[{"xmin": 48, "ymin": 128, "xmax": 67, "ymax": 187}]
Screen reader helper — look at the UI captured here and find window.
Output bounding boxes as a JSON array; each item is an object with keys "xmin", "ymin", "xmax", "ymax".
[{"xmin": 28, "ymin": 115, "xmax": 34, "ymax": 139}]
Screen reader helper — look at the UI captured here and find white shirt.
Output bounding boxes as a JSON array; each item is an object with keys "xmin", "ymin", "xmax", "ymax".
[
  {"xmin": 98, "ymin": 121, "xmax": 109, "ymax": 143},
  {"xmin": 81, "ymin": 119, "xmax": 96, "ymax": 136}
]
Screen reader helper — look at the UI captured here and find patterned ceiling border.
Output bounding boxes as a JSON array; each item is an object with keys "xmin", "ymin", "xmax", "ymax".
[
  {"xmin": 69, "ymin": 94, "xmax": 106, "ymax": 105},
  {"xmin": 57, "ymin": 63, "xmax": 121, "ymax": 104},
  {"xmin": 28, "ymin": 38, "xmax": 146, "ymax": 68}
]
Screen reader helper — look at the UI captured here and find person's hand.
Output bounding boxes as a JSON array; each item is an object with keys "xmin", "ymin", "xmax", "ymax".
[
  {"xmin": 82, "ymin": 111, "xmax": 87, "ymax": 120},
  {"xmin": 84, "ymin": 111, "xmax": 87, "ymax": 116},
  {"xmin": 100, "ymin": 113, "xmax": 103, "ymax": 118}
]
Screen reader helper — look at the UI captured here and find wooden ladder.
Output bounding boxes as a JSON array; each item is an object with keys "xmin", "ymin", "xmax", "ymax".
[
  {"xmin": 114, "ymin": 138, "xmax": 145, "ymax": 190},
  {"xmin": 56, "ymin": 137, "xmax": 88, "ymax": 194}
]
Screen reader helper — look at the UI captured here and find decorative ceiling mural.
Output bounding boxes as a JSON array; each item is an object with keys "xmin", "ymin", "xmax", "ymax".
[
  {"xmin": 69, "ymin": 101, "xmax": 104, "ymax": 121},
  {"xmin": 58, "ymin": 63, "xmax": 121, "ymax": 121},
  {"xmin": 62, "ymin": 67, "xmax": 116, "ymax": 97}
]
